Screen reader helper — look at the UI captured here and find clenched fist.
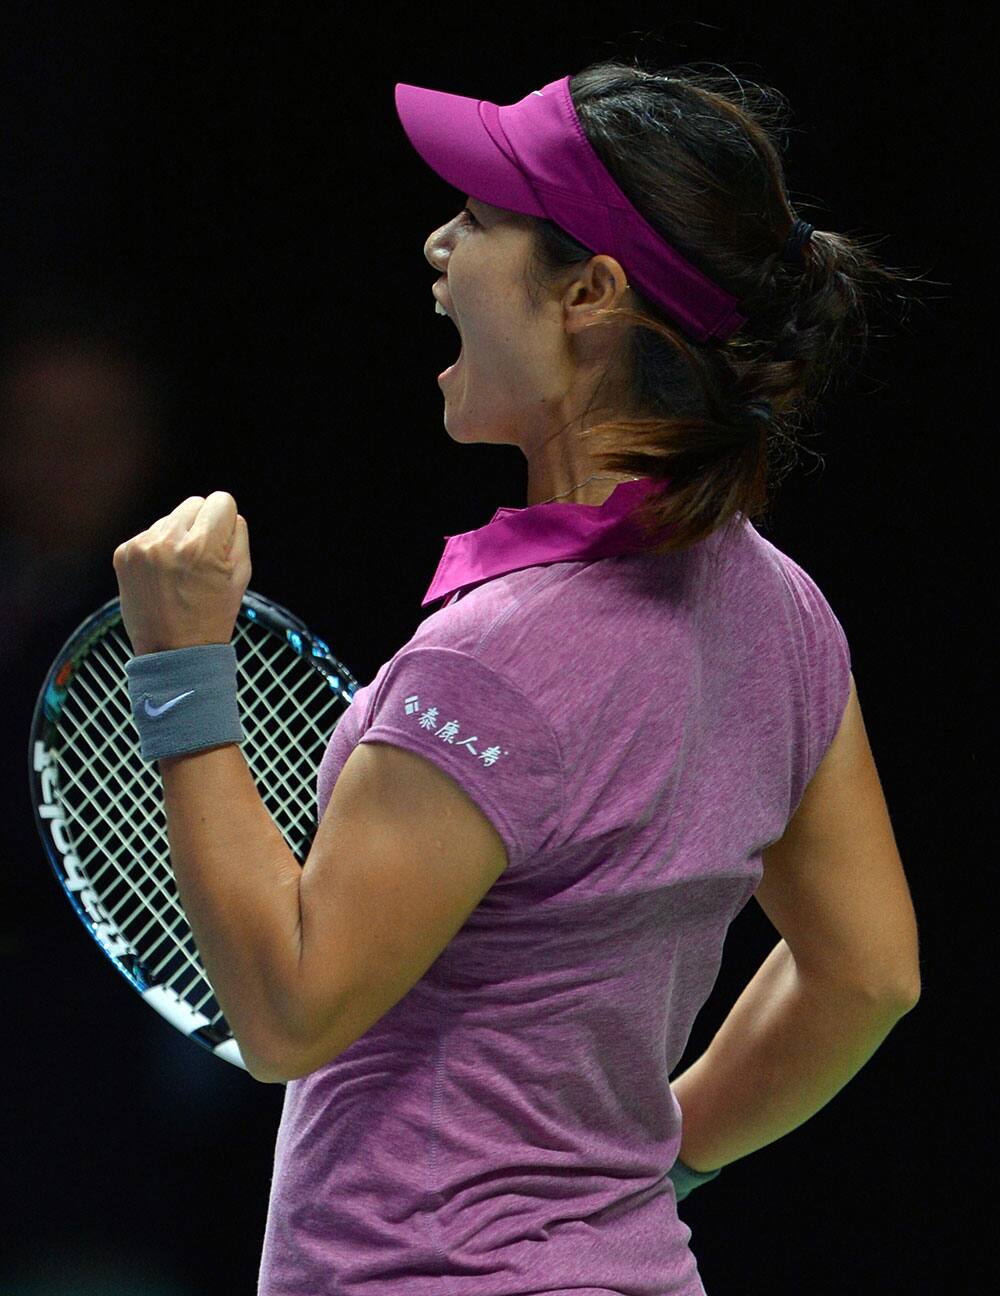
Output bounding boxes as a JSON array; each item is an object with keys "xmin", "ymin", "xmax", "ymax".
[{"xmin": 113, "ymin": 491, "xmax": 252, "ymax": 657}]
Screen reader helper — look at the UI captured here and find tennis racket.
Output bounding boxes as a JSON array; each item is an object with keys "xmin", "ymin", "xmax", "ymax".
[{"xmin": 29, "ymin": 589, "xmax": 360, "ymax": 1070}]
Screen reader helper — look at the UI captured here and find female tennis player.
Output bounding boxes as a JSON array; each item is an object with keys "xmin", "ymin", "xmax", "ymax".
[{"xmin": 113, "ymin": 59, "xmax": 921, "ymax": 1296}]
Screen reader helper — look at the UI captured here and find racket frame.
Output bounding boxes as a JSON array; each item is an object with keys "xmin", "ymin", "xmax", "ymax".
[{"xmin": 29, "ymin": 589, "xmax": 359, "ymax": 1069}]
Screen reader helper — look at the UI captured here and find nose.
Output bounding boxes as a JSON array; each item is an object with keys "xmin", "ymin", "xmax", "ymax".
[{"xmin": 423, "ymin": 216, "xmax": 456, "ymax": 272}]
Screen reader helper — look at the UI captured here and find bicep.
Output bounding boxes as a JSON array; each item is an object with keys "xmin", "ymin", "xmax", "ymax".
[
  {"xmin": 270, "ymin": 738, "xmax": 508, "ymax": 1080},
  {"xmin": 754, "ymin": 671, "xmax": 921, "ymax": 1003}
]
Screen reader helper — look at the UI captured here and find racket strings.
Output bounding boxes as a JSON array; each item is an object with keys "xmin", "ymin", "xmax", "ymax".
[
  {"xmin": 53, "ymin": 633, "xmax": 210, "ymax": 1003},
  {"xmin": 48, "ymin": 613, "xmax": 348, "ymax": 1037},
  {"xmin": 236, "ymin": 625, "xmax": 343, "ymax": 859},
  {"xmin": 57, "ymin": 645, "xmax": 173, "ymax": 886},
  {"xmin": 56, "ymin": 630, "xmax": 174, "ymax": 881}
]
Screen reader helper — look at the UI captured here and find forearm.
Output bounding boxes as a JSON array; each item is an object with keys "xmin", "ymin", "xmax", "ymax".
[
  {"xmin": 670, "ymin": 938, "xmax": 918, "ymax": 1173},
  {"xmin": 158, "ymin": 743, "xmax": 304, "ymax": 1072}
]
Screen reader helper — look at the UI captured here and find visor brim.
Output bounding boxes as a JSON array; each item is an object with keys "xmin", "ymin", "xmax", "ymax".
[{"xmin": 395, "ymin": 82, "xmax": 545, "ymax": 218}]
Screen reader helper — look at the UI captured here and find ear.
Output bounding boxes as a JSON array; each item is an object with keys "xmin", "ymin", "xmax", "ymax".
[{"xmin": 563, "ymin": 254, "xmax": 631, "ymax": 333}]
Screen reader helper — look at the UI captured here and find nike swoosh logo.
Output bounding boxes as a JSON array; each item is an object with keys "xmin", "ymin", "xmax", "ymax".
[{"xmin": 143, "ymin": 690, "xmax": 195, "ymax": 718}]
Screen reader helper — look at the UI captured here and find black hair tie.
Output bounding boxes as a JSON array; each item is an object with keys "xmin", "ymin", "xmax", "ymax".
[
  {"xmin": 744, "ymin": 398, "xmax": 773, "ymax": 426},
  {"xmin": 781, "ymin": 217, "xmax": 815, "ymax": 264}
]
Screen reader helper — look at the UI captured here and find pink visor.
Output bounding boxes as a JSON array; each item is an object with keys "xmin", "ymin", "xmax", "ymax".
[{"xmin": 394, "ymin": 74, "xmax": 748, "ymax": 344}]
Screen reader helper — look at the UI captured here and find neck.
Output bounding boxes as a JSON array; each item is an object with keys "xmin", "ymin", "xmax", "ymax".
[{"xmin": 536, "ymin": 473, "xmax": 639, "ymax": 506}]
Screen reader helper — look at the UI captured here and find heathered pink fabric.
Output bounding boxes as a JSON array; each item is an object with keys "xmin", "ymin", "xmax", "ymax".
[{"xmin": 258, "ymin": 480, "xmax": 852, "ymax": 1295}]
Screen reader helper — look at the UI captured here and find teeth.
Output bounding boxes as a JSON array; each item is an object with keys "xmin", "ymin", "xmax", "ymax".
[{"xmin": 435, "ymin": 300, "xmax": 449, "ymax": 316}]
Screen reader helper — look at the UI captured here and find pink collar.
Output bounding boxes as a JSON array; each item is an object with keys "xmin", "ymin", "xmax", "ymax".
[{"xmin": 422, "ymin": 476, "xmax": 670, "ymax": 607}]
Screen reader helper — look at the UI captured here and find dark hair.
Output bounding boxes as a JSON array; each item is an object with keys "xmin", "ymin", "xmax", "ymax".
[{"xmin": 523, "ymin": 57, "xmax": 928, "ymax": 557}]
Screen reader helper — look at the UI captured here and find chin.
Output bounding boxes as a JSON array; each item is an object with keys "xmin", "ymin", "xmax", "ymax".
[
  {"xmin": 442, "ymin": 405, "xmax": 496, "ymax": 447},
  {"xmin": 441, "ymin": 407, "xmax": 476, "ymax": 444},
  {"xmin": 447, "ymin": 407, "xmax": 528, "ymax": 452}
]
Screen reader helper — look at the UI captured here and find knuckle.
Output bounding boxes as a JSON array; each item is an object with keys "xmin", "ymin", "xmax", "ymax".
[{"xmin": 136, "ymin": 537, "xmax": 166, "ymax": 564}]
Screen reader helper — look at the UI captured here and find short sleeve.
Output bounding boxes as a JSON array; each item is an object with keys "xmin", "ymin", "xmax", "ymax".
[
  {"xmin": 356, "ymin": 646, "xmax": 564, "ymax": 872},
  {"xmin": 779, "ymin": 552, "xmax": 854, "ymax": 778},
  {"xmin": 808, "ymin": 575, "xmax": 853, "ymax": 761}
]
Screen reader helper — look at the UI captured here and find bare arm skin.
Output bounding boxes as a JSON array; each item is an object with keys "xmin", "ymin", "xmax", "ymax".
[{"xmin": 671, "ymin": 673, "xmax": 921, "ymax": 1171}]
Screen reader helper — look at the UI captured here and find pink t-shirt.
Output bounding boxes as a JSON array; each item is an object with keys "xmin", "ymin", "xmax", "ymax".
[{"xmin": 258, "ymin": 479, "xmax": 852, "ymax": 1295}]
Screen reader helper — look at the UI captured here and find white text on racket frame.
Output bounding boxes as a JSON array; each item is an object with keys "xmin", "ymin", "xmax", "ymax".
[{"xmin": 33, "ymin": 741, "xmax": 131, "ymax": 959}]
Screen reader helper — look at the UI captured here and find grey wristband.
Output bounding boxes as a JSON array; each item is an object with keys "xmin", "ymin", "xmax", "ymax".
[
  {"xmin": 668, "ymin": 1157, "xmax": 722, "ymax": 1203},
  {"xmin": 125, "ymin": 642, "xmax": 245, "ymax": 762}
]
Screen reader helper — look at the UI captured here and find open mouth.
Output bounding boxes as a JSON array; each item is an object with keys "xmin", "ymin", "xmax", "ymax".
[
  {"xmin": 434, "ymin": 290, "xmax": 463, "ymax": 382},
  {"xmin": 438, "ymin": 343, "xmax": 464, "ymax": 382}
]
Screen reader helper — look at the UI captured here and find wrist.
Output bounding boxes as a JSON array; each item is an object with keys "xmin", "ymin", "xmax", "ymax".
[
  {"xmin": 676, "ymin": 1155, "xmax": 723, "ymax": 1177},
  {"xmin": 677, "ymin": 1148, "xmax": 722, "ymax": 1175},
  {"xmin": 125, "ymin": 642, "xmax": 245, "ymax": 762},
  {"xmin": 669, "ymin": 1156, "xmax": 722, "ymax": 1203},
  {"xmin": 131, "ymin": 638, "xmax": 226, "ymax": 657}
]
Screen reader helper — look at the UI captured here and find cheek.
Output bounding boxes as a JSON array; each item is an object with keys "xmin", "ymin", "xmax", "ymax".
[{"xmin": 473, "ymin": 313, "xmax": 551, "ymax": 384}]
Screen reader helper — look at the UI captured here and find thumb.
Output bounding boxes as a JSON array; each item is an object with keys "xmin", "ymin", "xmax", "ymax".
[{"xmin": 228, "ymin": 513, "xmax": 251, "ymax": 570}]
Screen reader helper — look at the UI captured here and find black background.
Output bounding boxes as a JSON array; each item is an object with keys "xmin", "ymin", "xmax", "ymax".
[{"xmin": 0, "ymin": 4, "xmax": 987, "ymax": 1293}]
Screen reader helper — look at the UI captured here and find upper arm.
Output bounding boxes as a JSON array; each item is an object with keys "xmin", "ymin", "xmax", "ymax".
[
  {"xmin": 754, "ymin": 671, "xmax": 921, "ymax": 1004},
  {"xmin": 260, "ymin": 738, "xmax": 509, "ymax": 1081}
]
